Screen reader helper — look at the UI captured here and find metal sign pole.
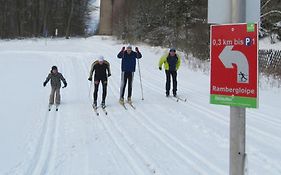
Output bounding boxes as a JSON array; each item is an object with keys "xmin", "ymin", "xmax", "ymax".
[
  {"xmin": 230, "ymin": 0, "xmax": 246, "ymax": 175},
  {"xmin": 230, "ymin": 106, "xmax": 246, "ymax": 175}
]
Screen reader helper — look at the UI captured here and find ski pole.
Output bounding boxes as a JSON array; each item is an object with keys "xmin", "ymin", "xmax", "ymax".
[
  {"xmin": 88, "ymin": 81, "xmax": 93, "ymax": 101},
  {"xmin": 137, "ymin": 58, "xmax": 144, "ymax": 100}
]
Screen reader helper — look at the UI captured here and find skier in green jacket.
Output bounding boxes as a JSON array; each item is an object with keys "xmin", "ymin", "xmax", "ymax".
[{"xmin": 159, "ymin": 48, "xmax": 181, "ymax": 97}]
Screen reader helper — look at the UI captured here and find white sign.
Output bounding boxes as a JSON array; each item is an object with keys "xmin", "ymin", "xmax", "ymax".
[{"xmin": 208, "ymin": 0, "xmax": 260, "ymax": 24}]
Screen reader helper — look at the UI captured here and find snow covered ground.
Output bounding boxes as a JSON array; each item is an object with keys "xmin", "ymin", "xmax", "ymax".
[
  {"xmin": 259, "ymin": 37, "xmax": 281, "ymax": 50},
  {"xmin": 0, "ymin": 36, "xmax": 280, "ymax": 175}
]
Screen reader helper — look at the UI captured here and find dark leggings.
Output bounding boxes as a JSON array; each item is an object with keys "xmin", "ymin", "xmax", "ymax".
[
  {"xmin": 94, "ymin": 79, "xmax": 107, "ymax": 102},
  {"xmin": 165, "ymin": 70, "xmax": 177, "ymax": 94},
  {"xmin": 120, "ymin": 72, "xmax": 134, "ymax": 99}
]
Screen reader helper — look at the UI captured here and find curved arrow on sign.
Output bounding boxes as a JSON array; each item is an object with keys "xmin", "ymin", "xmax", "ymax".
[{"xmin": 219, "ymin": 45, "xmax": 249, "ymax": 83}]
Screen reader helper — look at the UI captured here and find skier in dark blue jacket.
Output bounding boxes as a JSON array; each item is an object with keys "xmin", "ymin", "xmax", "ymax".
[{"xmin": 117, "ymin": 45, "xmax": 142, "ymax": 104}]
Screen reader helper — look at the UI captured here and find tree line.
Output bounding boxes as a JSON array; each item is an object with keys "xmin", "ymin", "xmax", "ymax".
[
  {"xmin": 112, "ymin": 0, "xmax": 281, "ymax": 60},
  {"xmin": 0, "ymin": 0, "xmax": 91, "ymax": 39},
  {"xmin": 112, "ymin": 0, "xmax": 209, "ymax": 60},
  {"xmin": 0, "ymin": 0, "xmax": 280, "ymax": 60}
]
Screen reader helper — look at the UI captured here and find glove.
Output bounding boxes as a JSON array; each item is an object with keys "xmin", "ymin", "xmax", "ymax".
[
  {"xmin": 159, "ymin": 67, "xmax": 162, "ymax": 71},
  {"xmin": 88, "ymin": 77, "xmax": 92, "ymax": 81},
  {"xmin": 121, "ymin": 47, "xmax": 125, "ymax": 52},
  {"xmin": 62, "ymin": 82, "xmax": 67, "ymax": 88},
  {"xmin": 135, "ymin": 47, "xmax": 139, "ymax": 52},
  {"xmin": 43, "ymin": 82, "xmax": 47, "ymax": 87},
  {"xmin": 108, "ymin": 73, "xmax": 111, "ymax": 77}
]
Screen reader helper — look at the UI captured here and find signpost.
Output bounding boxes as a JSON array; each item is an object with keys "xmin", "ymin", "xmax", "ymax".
[
  {"xmin": 210, "ymin": 23, "xmax": 258, "ymax": 108},
  {"xmin": 209, "ymin": 1, "xmax": 260, "ymax": 175},
  {"xmin": 210, "ymin": 23, "xmax": 258, "ymax": 175}
]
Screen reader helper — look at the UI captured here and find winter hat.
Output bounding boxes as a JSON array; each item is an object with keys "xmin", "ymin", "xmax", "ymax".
[
  {"xmin": 127, "ymin": 45, "xmax": 132, "ymax": 49},
  {"xmin": 98, "ymin": 55, "xmax": 104, "ymax": 62},
  {"xmin": 169, "ymin": 48, "xmax": 176, "ymax": 52},
  {"xmin": 51, "ymin": 66, "xmax": 58, "ymax": 70}
]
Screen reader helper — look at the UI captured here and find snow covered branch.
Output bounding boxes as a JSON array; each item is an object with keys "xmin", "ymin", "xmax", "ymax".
[{"xmin": 261, "ymin": 10, "xmax": 281, "ymax": 18}]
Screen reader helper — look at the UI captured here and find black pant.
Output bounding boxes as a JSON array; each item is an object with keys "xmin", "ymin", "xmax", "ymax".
[
  {"xmin": 120, "ymin": 72, "xmax": 134, "ymax": 99},
  {"xmin": 94, "ymin": 79, "xmax": 107, "ymax": 103},
  {"xmin": 165, "ymin": 70, "xmax": 177, "ymax": 95}
]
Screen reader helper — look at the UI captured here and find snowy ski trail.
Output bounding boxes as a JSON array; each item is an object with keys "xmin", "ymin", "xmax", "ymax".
[
  {"xmin": 26, "ymin": 110, "xmax": 59, "ymax": 175},
  {"xmin": 1, "ymin": 37, "xmax": 281, "ymax": 175}
]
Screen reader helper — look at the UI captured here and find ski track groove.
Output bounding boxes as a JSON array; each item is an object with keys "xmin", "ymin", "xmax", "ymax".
[
  {"xmin": 24, "ymin": 109, "xmax": 49, "ymax": 175},
  {"xmin": 102, "ymin": 63, "xmax": 159, "ymax": 174},
  {"xmin": 144, "ymin": 65, "xmax": 281, "ymax": 126},
  {"xmin": 69, "ymin": 57, "xmax": 91, "ymax": 175},
  {"xmin": 138, "ymin": 69, "xmax": 281, "ymax": 172},
  {"xmin": 40, "ymin": 110, "xmax": 59, "ymax": 175},
  {"xmin": 134, "ymin": 109, "xmax": 225, "ymax": 175},
  {"xmin": 140, "ymin": 74, "xmax": 281, "ymax": 142},
  {"xmin": 122, "ymin": 109, "xmax": 211, "ymax": 175},
  {"xmin": 187, "ymin": 100, "xmax": 281, "ymax": 141},
  {"xmin": 127, "ymin": 108, "xmax": 222, "ymax": 175},
  {"xmin": 107, "ymin": 116, "xmax": 162, "ymax": 175},
  {"xmin": 185, "ymin": 86, "xmax": 281, "ymax": 127},
  {"xmin": 83, "ymin": 57, "xmax": 147, "ymax": 175},
  {"xmin": 26, "ymin": 109, "xmax": 58, "ymax": 175},
  {"xmin": 183, "ymin": 85, "xmax": 281, "ymax": 125},
  {"xmin": 95, "ymin": 115, "xmax": 147, "ymax": 175},
  {"xmin": 107, "ymin": 68, "xmax": 209, "ymax": 175},
  {"xmin": 107, "ymin": 76, "xmax": 164, "ymax": 175}
]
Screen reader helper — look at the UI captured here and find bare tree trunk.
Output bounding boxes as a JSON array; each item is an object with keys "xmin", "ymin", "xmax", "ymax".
[
  {"xmin": 43, "ymin": 0, "xmax": 49, "ymax": 36},
  {"xmin": 65, "ymin": 0, "xmax": 74, "ymax": 39}
]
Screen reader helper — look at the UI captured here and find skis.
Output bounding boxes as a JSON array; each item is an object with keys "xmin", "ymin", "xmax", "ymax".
[
  {"xmin": 101, "ymin": 106, "xmax": 108, "ymax": 115},
  {"xmin": 173, "ymin": 96, "xmax": 187, "ymax": 102},
  {"xmin": 120, "ymin": 103, "xmax": 128, "ymax": 110},
  {"xmin": 92, "ymin": 105, "xmax": 100, "ymax": 116},
  {"xmin": 92, "ymin": 105, "xmax": 108, "ymax": 116},
  {"xmin": 120, "ymin": 102, "xmax": 136, "ymax": 110},
  {"xmin": 167, "ymin": 96, "xmax": 187, "ymax": 102},
  {"xmin": 128, "ymin": 102, "xmax": 136, "ymax": 109},
  {"xmin": 48, "ymin": 104, "xmax": 59, "ymax": 111}
]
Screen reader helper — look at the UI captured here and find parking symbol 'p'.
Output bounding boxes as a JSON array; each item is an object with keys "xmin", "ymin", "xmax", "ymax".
[{"xmin": 245, "ymin": 37, "xmax": 252, "ymax": 46}]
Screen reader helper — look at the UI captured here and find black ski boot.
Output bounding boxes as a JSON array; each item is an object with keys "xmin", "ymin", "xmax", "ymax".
[
  {"xmin": 166, "ymin": 92, "xmax": 170, "ymax": 97},
  {"xmin": 101, "ymin": 101, "xmax": 106, "ymax": 109},
  {"xmin": 93, "ymin": 101, "xmax": 97, "ymax": 109}
]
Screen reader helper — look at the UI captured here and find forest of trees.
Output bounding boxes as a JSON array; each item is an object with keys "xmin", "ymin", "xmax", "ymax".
[
  {"xmin": 0, "ymin": 0, "xmax": 91, "ymax": 39},
  {"xmin": 0, "ymin": 0, "xmax": 280, "ymax": 60},
  {"xmin": 113, "ymin": 0, "xmax": 281, "ymax": 60},
  {"xmin": 260, "ymin": 0, "xmax": 281, "ymax": 41},
  {"xmin": 113, "ymin": 0, "xmax": 209, "ymax": 60}
]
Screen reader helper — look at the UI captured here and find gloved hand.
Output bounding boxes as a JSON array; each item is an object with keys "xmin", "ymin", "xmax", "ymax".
[
  {"xmin": 121, "ymin": 47, "xmax": 125, "ymax": 52},
  {"xmin": 88, "ymin": 77, "xmax": 92, "ymax": 81},
  {"xmin": 108, "ymin": 73, "xmax": 111, "ymax": 77},
  {"xmin": 43, "ymin": 82, "xmax": 47, "ymax": 87},
  {"xmin": 62, "ymin": 82, "xmax": 67, "ymax": 88},
  {"xmin": 159, "ymin": 67, "xmax": 162, "ymax": 71},
  {"xmin": 135, "ymin": 47, "xmax": 139, "ymax": 52}
]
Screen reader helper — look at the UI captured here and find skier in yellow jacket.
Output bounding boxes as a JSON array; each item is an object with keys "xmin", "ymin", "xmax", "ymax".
[{"xmin": 159, "ymin": 48, "xmax": 181, "ymax": 97}]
